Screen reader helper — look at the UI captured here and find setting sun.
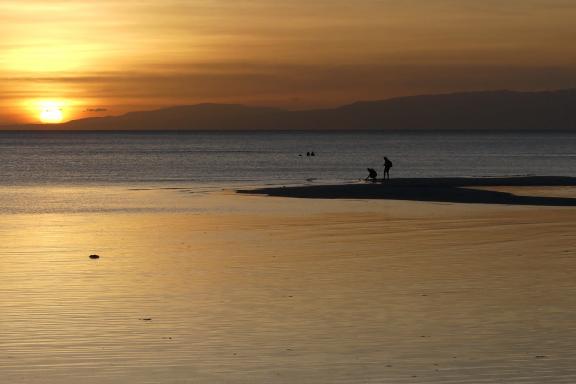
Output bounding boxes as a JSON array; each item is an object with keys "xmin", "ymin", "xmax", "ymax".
[{"xmin": 38, "ymin": 101, "xmax": 65, "ymax": 124}]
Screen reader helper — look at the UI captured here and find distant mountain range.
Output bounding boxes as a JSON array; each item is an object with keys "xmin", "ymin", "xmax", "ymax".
[{"xmin": 4, "ymin": 89, "xmax": 576, "ymax": 130}]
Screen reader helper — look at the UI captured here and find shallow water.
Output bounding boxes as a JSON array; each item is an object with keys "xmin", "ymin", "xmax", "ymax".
[{"xmin": 2, "ymin": 189, "xmax": 576, "ymax": 383}]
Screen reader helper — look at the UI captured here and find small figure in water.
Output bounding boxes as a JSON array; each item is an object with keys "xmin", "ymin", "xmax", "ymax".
[
  {"xmin": 365, "ymin": 168, "xmax": 378, "ymax": 183},
  {"xmin": 306, "ymin": 152, "xmax": 310, "ymax": 157},
  {"xmin": 311, "ymin": 151, "xmax": 315, "ymax": 157},
  {"xmin": 383, "ymin": 156, "xmax": 393, "ymax": 180}
]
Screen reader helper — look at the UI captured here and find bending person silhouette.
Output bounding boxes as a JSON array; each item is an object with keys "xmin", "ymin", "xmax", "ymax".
[
  {"xmin": 365, "ymin": 168, "xmax": 378, "ymax": 183},
  {"xmin": 383, "ymin": 156, "xmax": 393, "ymax": 180}
]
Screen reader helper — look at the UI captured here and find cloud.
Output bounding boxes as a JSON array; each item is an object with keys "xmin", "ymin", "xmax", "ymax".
[
  {"xmin": 2, "ymin": 0, "xmax": 576, "ymax": 123},
  {"xmin": 3, "ymin": 62, "xmax": 575, "ymax": 107}
]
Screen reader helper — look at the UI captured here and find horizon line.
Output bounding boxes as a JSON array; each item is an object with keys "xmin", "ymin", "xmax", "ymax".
[{"xmin": 2, "ymin": 87, "xmax": 576, "ymax": 129}]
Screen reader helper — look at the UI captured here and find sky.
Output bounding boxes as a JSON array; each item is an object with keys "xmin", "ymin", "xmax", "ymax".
[{"xmin": 1, "ymin": 0, "xmax": 576, "ymax": 124}]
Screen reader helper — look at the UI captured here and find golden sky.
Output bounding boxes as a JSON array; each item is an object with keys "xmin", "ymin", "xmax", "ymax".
[{"xmin": 2, "ymin": 0, "xmax": 576, "ymax": 124}]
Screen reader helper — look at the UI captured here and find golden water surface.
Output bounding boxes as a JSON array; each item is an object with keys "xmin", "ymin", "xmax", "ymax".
[{"xmin": 2, "ymin": 187, "xmax": 576, "ymax": 383}]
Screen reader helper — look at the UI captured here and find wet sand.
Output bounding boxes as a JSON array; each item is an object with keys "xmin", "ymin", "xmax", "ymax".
[
  {"xmin": 238, "ymin": 176, "xmax": 576, "ymax": 206},
  {"xmin": 2, "ymin": 184, "xmax": 576, "ymax": 383}
]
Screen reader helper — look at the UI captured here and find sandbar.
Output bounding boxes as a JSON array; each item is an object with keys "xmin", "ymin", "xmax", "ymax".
[{"xmin": 238, "ymin": 176, "xmax": 576, "ymax": 206}]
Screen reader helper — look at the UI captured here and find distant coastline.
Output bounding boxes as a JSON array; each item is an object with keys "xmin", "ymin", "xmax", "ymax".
[{"xmin": 3, "ymin": 89, "xmax": 576, "ymax": 131}]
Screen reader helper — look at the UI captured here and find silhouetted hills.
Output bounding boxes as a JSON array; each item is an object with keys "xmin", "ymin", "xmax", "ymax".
[
  {"xmin": 325, "ymin": 89, "xmax": 576, "ymax": 130},
  {"xmin": 4, "ymin": 89, "xmax": 576, "ymax": 130},
  {"xmin": 64, "ymin": 104, "xmax": 291, "ymax": 131}
]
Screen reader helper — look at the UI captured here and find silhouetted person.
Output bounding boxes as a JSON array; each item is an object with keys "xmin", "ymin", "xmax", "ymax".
[
  {"xmin": 306, "ymin": 152, "xmax": 310, "ymax": 157},
  {"xmin": 311, "ymin": 151, "xmax": 315, "ymax": 156},
  {"xmin": 365, "ymin": 168, "xmax": 378, "ymax": 183},
  {"xmin": 383, "ymin": 156, "xmax": 393, "ymax": 180}
]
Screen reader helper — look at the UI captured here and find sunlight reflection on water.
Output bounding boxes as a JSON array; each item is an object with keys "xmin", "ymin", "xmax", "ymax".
[{"xmin": 2, "ymin": 189, "xmax": 576, "ymax": 383}]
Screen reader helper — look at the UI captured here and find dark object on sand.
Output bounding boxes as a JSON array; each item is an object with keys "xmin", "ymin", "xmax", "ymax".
[
  {"xmin": 365, "ymin": 168, "xmax": 378, "ymax": 183},
  {"xmin": 140, "ymin": 318, "xmax": 152, "ymax": 321},
  {"xmin": 89, "ymin": 254, "xmax": 100, "ymax": 259}
]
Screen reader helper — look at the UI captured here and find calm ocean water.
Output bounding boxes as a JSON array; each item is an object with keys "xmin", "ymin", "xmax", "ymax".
[
  {"xmin": 1, "ymin": 131, "xmax": 575, "ymax": 187},
  {"xmin": 2, "ymin": 132, "xmax": 576, "ymax": 384}
]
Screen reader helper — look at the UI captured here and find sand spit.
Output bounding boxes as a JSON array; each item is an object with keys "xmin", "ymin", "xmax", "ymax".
[{"xmin": 238, "ymin": 176, "xmax": 576, "ymax": 206}]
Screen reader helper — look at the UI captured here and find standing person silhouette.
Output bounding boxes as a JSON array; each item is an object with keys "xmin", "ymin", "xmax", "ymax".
[{"xmin": 383, "ymin": 156, "xmax": 393, "ymax": 180}]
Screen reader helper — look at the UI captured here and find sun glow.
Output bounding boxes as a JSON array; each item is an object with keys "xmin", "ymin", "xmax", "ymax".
[{"xmin": 37, "ymin": 101, "xmax": 65, "ymax": 124}]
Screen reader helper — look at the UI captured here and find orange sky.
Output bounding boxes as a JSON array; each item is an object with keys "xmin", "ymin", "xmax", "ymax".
[{"xmin": 2, "ymin": 0, "xmax": 576, "ymax": 124}]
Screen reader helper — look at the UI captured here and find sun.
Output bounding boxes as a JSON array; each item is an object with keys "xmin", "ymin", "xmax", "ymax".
[{"xmin": 38, "ymin": 101, "xmax": 65, "ymax": 124}]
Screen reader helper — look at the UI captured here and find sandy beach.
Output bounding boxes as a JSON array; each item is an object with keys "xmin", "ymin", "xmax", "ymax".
[{"xmin": 1, "ymin": 181, "xmax": 576, "ymax": 383}]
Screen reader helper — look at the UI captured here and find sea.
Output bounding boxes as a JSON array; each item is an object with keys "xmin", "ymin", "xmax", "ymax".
[
  {"xmin": 2, "ymin": 130, "xmax": 576, "ymax": 384},
  {"xmin": 1, "ymin": 130, "xmax": 575, "ymax": 187}
]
